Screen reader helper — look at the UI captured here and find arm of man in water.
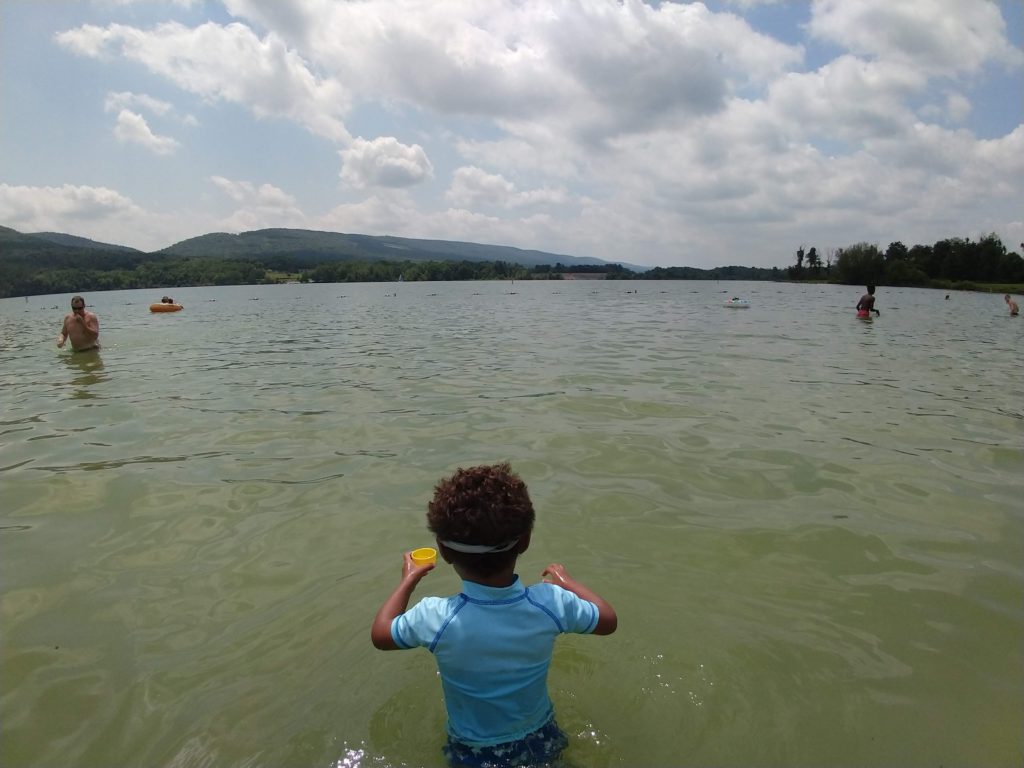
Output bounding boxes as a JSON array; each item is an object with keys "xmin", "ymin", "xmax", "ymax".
[
  {"xmin": 541, "ymin": 563, "xmax": 618, "ymax": 635},
  {"xmin": 370, "ymin": 552, "xmax": 434, "ymax": 650},
  {"xmin": 57, "ymin": 314, "xmax": 70, "ymax": 347},
  {"xmin": 80, "ymin": 310, "xmax": 100, "ymax": 342}
]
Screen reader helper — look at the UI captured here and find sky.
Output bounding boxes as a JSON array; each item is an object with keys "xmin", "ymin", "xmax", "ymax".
[{"xmin": 1, "ymin": 0, "xmax": 1022, "ymax": 269}]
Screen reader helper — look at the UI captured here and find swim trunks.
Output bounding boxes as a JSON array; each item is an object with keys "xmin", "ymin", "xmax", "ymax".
[{"xmin": 443, "ymin": 716, "xmax": 569, "ymax": 767}]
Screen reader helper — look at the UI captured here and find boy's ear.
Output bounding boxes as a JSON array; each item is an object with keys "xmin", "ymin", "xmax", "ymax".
[
  {"xmin": 516, "ymin": 531, "xmax": 532, "ymax": 554},
  {"xmin": 436, "ymin": 538, "xmax": 453, "ymax": 563}
]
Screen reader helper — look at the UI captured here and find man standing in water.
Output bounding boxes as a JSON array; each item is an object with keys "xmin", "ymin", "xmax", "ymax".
[
  {"xmin": 57, "ymin": 295, "xmax": 100, "ymax": 351},
  {"xmin": 1004, "ymin": 294, "xmax": 1019, "ymax": 316},
  {"xmin": 856, "ymin": 285, "xmax": 881, "ymax": 318}
]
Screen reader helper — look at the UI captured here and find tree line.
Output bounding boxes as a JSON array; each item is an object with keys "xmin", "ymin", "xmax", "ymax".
[
  {"xmin": 1, "ymin": 255, "xmax": 268, "ymax": 298},
  {"xmin": 2, "ymin": 233, "xmax": 1021, "ymax": 299},
  {"xmin": 0, "ymin": 253, "xmax": 767, "ymax": 297},
  {"xmin": 789, "ymin": 234, "xmax": 1023, "ymax": 288}
]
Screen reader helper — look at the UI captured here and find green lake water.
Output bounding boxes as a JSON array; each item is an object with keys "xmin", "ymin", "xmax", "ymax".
[{"xmin": 1, "ymin": 281, "xmax": 1021, "ymax": 767}]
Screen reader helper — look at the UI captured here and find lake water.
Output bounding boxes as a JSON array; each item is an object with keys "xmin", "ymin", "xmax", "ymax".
[{"xmin": 1, "ymin": 280, "xmax": 1021, "ymax": 768}]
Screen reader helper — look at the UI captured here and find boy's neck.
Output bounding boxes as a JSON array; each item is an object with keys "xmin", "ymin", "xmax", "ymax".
[{"xmin": 455, "ymin": 565, "xmax": 518, "ymax": 588}]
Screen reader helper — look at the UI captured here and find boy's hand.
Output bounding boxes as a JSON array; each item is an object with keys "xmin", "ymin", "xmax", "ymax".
[
  {"xmin": 371, "ymin": 552, "xmax": 435, "ymax": 650},
  {"xmin": 540, "ymin": 562, "xmax": 618, "ymax": 635},
  {"xmin": 402, "ymin": 551, "xmax": 435, "ymax": 581},
  {"xmin": 541, "ymin": 563, "xmax": 570, "ymax": 586}
]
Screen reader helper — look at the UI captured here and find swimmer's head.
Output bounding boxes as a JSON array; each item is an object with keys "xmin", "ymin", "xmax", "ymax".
[
  {"xmin": 427, "ymin": 462, "xmax": 534, "ymax": 576},
  {"xmin": 866, "ymin": 285, "xmax": 876, "ymax": 294},
  {"xmin": 71, "ymin": 296, "xmax": 85, "ymax": 314}
]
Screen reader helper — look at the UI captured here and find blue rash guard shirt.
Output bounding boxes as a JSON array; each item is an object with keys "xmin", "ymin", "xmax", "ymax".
[{"xmin": 391, "ymin": 576, "xmax": 599, "ymax": 747}]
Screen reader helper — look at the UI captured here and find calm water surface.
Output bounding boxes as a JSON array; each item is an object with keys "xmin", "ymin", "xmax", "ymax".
[{"xmin": 1, "ymin": 281, "xmax": 1021, "ymax": 767}]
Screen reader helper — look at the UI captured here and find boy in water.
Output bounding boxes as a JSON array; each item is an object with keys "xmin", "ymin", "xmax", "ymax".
[
  {"xmin": 371, "ymin": 463, "xmax": 617, "ymax": 767},
  {"xmin": 856, "ymin": 285, "xmax": 881, "ymax": 318},
  {"xmin": 1004, "ymin": 294, "xmax": 1019, "ymax": 316}
]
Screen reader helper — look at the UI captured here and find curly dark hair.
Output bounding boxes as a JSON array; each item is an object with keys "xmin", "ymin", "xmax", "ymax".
[{"xmin": 427, "ymin": 462, "xmax": 535, "ymax": 576}]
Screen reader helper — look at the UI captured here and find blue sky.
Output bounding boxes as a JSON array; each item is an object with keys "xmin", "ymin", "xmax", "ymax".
[{"xmin": 1, "ymin": 0, "xmax": 1021, "ymax": 268}]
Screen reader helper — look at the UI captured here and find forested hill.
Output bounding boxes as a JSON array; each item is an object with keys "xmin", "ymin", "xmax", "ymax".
[
  {"xmin": 0, "ymin": 225, "xmax": 641, "ymax": 297},
  {"xmin": 0, "ymin": 226, "xmax": 142, "ymax": 253},
  {"xmin": 160, "ymin": 228, "xmax": 617, "ymax": 269}
]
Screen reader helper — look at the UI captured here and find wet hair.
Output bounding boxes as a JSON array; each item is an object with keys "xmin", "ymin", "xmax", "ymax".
[
  {"xmin": 427, "ymin": 462, "xmax": 535, "ymax": 576},
  {"xmin": 71, "ymin": 295, "xmax": 85, "ymax": 309},
  {"xmin": 866, "ymin": 285, "xmax": 876, "ymax": 293}
]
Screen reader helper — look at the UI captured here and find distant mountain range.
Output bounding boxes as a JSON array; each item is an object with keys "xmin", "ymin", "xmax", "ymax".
[
  {"xmin": 0, "ymin": 225, "xmax": 643, "ymax": 270},
  {"xmin": 0, "ymin": 224, "xmax": 787, "ymax": 299},
  {"xmin": 1, "ymin": 225, "xmax": 141, "ymax": 254},
  {"xmin": 19, "ymin": 230, "xmax": 143, "ymax": 253}
]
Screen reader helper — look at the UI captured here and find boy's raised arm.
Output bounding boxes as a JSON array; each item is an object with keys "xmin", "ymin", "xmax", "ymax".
[
  {"xmin": 370, "ymin": 552, "xmax": 434, "ymax": 650},
  {"xmin": 541, "ymin": 563, "xmax": 618, "ymax": 635}
]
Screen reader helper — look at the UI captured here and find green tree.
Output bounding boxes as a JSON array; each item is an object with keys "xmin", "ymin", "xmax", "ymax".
[
  {"xmin": 834, "ymin": 243, "xmax": 884, "ymax": 285},
  {"xmin": 908, "ymin": 244, "xmax": 935, "ymax": 275},
  {"xmin": 806, "ymin": 247, "xmax": 821, "ymax": 273},
  {"xmin": 885, "ymin": 241, "xmax": 908, "ymax": 263}
]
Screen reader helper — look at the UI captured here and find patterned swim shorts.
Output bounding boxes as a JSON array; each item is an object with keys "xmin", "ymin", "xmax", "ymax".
[{"xmin": 443, "ymin": 718, "xmax": 569, "ymax": 767}]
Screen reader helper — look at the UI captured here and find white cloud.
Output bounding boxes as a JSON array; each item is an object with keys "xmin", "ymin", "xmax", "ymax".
[
  {"xmin": 809, "ymin": 0, "xmax": 1024, "ymax": 76},
  {"xmin": 317, "ymin": 193, "xmax": 572, "ymax": 254},
  {"xmin": 920, "ymin": 91, "xmax": 973, "ymax": 124},
  {"xmin": 339, "ymin": 137, "xmax": 434, "ymax": 189},
  {"xmin": 55, "ymin": 23, "xmax": 115, "ymax": 58},
  {"xmin": 0, "ymin": 183, "xmax": 142, "ymax": 228},
  {"xmin": 220, "ymin": 0, "xmax": 802, "ymax": 142},
  {"xmin": 719, "ymin": 0, "xmax": 785, "ymax": 6},
  {"xmin": 56, "ymin": 21, "xmax": 351, "ymax": 142},
  {"xmin": 455, "ymin": 135, "xmax": 581, "ymax": 179},
  {"xmin": 446, "ymin": 166, "xmax": 515, "ymax": 208},
  {"xmin": 102, "ymin": 0, "xmax": 198, "ymax": 6},
  {"xmin": 764, "ymin": 56, "xmax": 926, "ymax": 145},
  {"xmin": 104, "ymin": 91, "xmax": 198, "ymax": 125},
  {"xmin": 105, "ymin": 91, "xmax": 173, "ymax": 116},
  {"xmin": 446, "ymin": 166, "xmax": 568, "ymax": 209},
  {"xmin": 318, "ymin": 194, "xmax": 419, "ymax": 236},
  {"xmin": 209, "ymin": 176, "xmax": 305, "ymax": 232},
  {"xmin": 113, "ymin": 110, "xmax": 181, "ymax": 154},
  {"xmin": 944, "ymin": 92, "xmax": 972, "ymax": 124},
  {"xmin": 210, "ymin": 176, "xmax": 299, "ymax": 208}
]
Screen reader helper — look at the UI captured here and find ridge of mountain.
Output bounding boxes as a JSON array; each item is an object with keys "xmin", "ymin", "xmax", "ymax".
[
  {"xmin": 0, "ymin": 224, "xmax": 646, "ymax": 271},
  {"xmin": 158, "ymin": 228, "xmax": 637, "ymax": 269},
  {"xmin": 28, "ymin": 232, "xmax": 143, "ymax": 253}
]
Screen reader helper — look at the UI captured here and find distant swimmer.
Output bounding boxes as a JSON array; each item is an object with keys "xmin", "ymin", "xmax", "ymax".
[
  {"xmin": 856, "ymin": 285, "xmax": 880, "ymax": 318},
  {"xmin": 57, "ymin": 295, "xmax": 100, "ymax": 351},
  {"xmin": 1005, "ymin": 294, "xmax": 1019, "ymax": 316}
]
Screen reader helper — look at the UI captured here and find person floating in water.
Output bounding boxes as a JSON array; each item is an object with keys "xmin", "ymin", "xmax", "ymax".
[
  {"xmin": 856, "ymin": 285, "xmax": 881, "ymax": 318},
  {"xmin": 371, "ymin": 462, "xmax": 617, "ymax": 767},
  {"xmin": 57, "ymin": 295, "xmax": 100, "ymax": 351},
  {"xmin": 1004, "ymin": 294, "xmax": 1019, "ymax": 316}
]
